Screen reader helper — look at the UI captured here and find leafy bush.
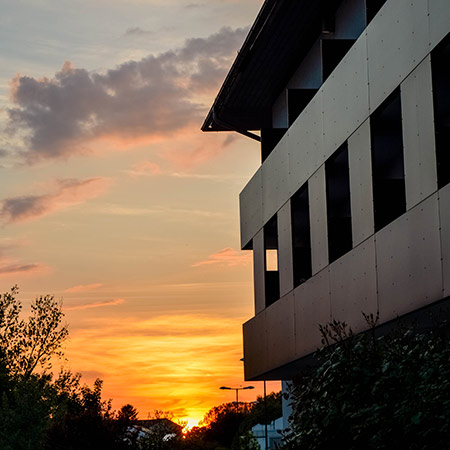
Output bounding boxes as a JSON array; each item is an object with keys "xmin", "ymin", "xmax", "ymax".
[{"xmin": 283, "ymin": 315, "xmax": 450, "ymax": 450}]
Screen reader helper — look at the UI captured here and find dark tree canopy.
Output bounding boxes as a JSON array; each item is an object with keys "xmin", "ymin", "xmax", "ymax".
[
  {"xmin": 0, "ymin": 286, "xmax": 140, "ymax": 450},
  {"xmin": 0, "ymin": 285, "xmax": 68, "ymax": 378}
]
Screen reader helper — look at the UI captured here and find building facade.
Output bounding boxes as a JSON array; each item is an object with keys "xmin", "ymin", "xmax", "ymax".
[{"xmin": 203, "ymin": 0, "xmax": 450, "ymax": 383}]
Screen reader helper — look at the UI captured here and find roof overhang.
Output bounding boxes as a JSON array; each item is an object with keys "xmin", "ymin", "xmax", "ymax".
[{"xmin": 202, "ymin": 0, "xmax": 342, "ymax": 133}]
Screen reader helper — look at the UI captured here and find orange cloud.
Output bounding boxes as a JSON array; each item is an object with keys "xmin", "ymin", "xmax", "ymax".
[
  {"xmin": 0, "ymin": 177, "xmax": 111, "ymax": 224},
  {"xmin": 192, "ymin": 247, "xmax": 252, "ymax": 268},
  {"xmin": 66, "ymin": 298, "xmax": 124, "ymax": 311},
  {"xmin": 64, "ymin": 283, "xmax": 104, "ymax": 293}
]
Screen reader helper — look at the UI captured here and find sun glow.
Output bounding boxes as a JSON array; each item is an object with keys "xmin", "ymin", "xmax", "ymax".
[{"xmin": 184, "ymin": 417, "xmax": 201, "ymax": 430}]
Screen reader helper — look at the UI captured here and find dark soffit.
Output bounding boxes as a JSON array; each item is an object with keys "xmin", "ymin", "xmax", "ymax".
[{"xmin": 202, "ymin": 0, "xmax": 342, "ymax": 133}]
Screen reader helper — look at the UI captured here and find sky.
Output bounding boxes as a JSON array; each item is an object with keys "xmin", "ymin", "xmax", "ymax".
[{"xmin": 0, "ymin": 0, "xmax": 280, "ymax": 427}]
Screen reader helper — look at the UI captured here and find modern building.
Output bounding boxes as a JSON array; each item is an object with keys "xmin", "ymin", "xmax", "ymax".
[{"xmin": 203, "ymin": 0, "xmax": 450, "ymax": 389}]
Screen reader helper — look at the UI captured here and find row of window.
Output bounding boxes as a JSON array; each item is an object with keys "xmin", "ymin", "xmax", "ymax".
[
  {"xmin": 263, "ymin": 0, "xmax": 389, "ymax": 162},
  {"xmin": 261, "ymin": 33, "xmax": 450, "ymax": 308}
]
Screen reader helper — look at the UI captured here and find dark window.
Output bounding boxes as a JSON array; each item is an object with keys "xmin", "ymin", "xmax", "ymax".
[
  {"xmin": 291, "ymin": 183, "xmax": 312, "ymax": 287},
  {"xmin": 287, "ymin": 89, "xmax": 318, "ymax": 126},
  {"xmin": 366, "ymin": 0, "xmax": 388, "ymax": 23},
  {"xmin": 325, "ymin": 143, "xmax": 353, "ymax": 263},
  {"xmin": 261, "ymin": 128, "xmax": 287, "ymax": 162},
  {"xmin": 264, "ymin": 215, "xmax": 280, "ymax": 307},
  {"xmin": 321, "ymin": 39, "xmax": 355, "ymax": 81},
  {"xmin": 431, "ymin": 33, "xmax": 450, "ymax": 189},
  {"xmin": 370, "ymin": 89, "xmax": 406, "ymax": 231}
]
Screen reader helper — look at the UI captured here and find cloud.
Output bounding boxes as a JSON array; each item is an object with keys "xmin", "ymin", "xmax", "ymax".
[
  {"xmin": 127, "ymin": 159, "xmax": 244, "ymax": 181},
  {"xmin": 0, "ymin": 177, "xmax": 111, "ymax": 224},
  {"xmin": 97, "ymin": 204, "xmax": 225, "ymax": 221},
  {"xmin": 0, "ymin": 238, "xmax": 47, "ymax": 277},
  {"xmin": 128, "ymin": 160, "xmax": 162, "ymax": 178},
  {"xmin": 0, "ymin": 263, "xmax": 44, "ymax": 276},
  {"xmin": 192, "ymin": 247, "xmax": 252, "ymax": 267},
  {"xmin": 64, "ymin": 283, "xmax": 104, "ymax": 293},
  {"xmin": 123, "ymin": 26, "xmax": 153, "ymax": 37},
  {"xmin": 66, "ymin": 298, "xmax": 124, "ymax": 311},
  {"xmin": 6, "ymin": 27, "xmax": 248, "ymax": 163},
  {"xmin": 0, "ymin": 238, "xmax": 48, "ymax": 277}
]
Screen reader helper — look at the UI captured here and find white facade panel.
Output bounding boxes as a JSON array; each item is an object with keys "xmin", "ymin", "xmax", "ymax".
[
  {"xmin": 309, "ymin": 166, "xmax": 329, "ymax": 274},
  {"xmin": 243, "ymin": 311, "xmax": 268, "ymax": 380},
  {"xmin": 293, "ymin": 268, "xmax": 331, "ymax": 357},
  {"xmin": 277, "ymin": 201, "xmax": 294, "ymax": 297},
  {"xmin": 288, "ymin": 92, "xmax": 324, "ymax": 196},
  {"xmin": 322, "ymin": 34, "xmax": 370, "ymax": 157},
  {"xmin": 253, "ymin": 229, "xmax": 266, "ymax": 315},
  {"xmin": 266, "ymin": 292, "xmax": 296, "ymax": 369},
  {"xmin": 367, "ymin": 0, "xmax": 430, "ymax": 111},
  {"xmin": 348, "ymin": 120, "xmax": 374, "ymax": 246},
  {"xmin": 240, "ymin": 167, "xmax": 263, "ymax": 249},
  {"xmin": 401, "ymin": 56, "xmax": 438, "ymax": 210},
  {"xmin": 439, "ymin": 183, "xmax": 450, "ymax": 297},
  {"xmin": 262, "ymin": 134, "xmax": 291, "ymax": 224},
  {"xmin": 329, "ymin": 237, "xmax": 378, "ymax": 333},
  {"xmin": 376, "ymin": 194, "xmax": 443, "ymax": 323},
  {"xmin": 428, "ymin": 0, "xmax": 450, "ymax": 51}
]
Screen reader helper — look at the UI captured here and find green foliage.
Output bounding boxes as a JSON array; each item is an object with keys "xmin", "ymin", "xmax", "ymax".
[
  {"xmin": 0, "ymin": 285, "xmax": 68, "ymax": 378},
  {"xmin": 0, "ymin": 286, "xmax": 139, "ymax": 450},
  {"xmin": 244, "ymin": 391, "xmax": 282, "ymax": 427},
  {"xmin": 283, "ymin": 315, "xmax": 450, "ymax": 450},
  {"xmin": 44, "ymin": 377, "xmax": 130, "ymax": 450},
  {"xmin": 231, "ymin": 430, "xmax": 260, "ymax": 450},
  {"xmin": 0, "ymin": 373, "xmax": 54, "ymax": 450}
]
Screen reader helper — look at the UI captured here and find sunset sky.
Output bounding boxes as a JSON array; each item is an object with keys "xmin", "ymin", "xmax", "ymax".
[{"xmin": 0, "ymin": 0, "xmax": 280, "ymax": 426}]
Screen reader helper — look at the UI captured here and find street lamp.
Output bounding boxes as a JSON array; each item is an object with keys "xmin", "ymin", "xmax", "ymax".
[{"xmin": 219, "ymin": 385, "xmax": 255, "ymax": 410}]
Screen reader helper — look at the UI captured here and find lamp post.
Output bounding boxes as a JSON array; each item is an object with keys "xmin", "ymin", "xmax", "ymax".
[
  {"xmin": 219, "ymin": 385, "xmax": 255, "ymax": 411},
  {"xmin": 264, "ymin": 380, "xmax": 268, "ymax": 450},
  {"xmin": 219, "ymin": 386, "xmax": 255, "ymax": 450}
]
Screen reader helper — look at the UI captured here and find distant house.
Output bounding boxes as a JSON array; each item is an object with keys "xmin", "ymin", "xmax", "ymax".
[
  {"xmin": 203, "ymin": 0, "xmax": 450, "ymax": 428},
  {"xmin": 130, "ymin": 418, "xmax": 182, "ymax": 444}
]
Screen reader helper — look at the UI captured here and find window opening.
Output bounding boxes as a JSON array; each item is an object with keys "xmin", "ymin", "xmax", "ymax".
[
  {"xmin": 325, "ymin": 142, "xmax": 353, "ymax": 263},
  {"xmin": 321, "ymin": 39, "xmax": 355, "ymax": 81},
  {"xmin": 431, "ymin": 33, "xmax": 450, "ymax": 189},
  {"xmin": 291, "ymin": 183, "xmax": 312, "ymax": 287},
  {"xmin": 264, "ymin": 215, "xmax": 280, "ymax": 308},
  {"xmin": 366, "ymin": 0, "xmax": 387, "ymax": 24},
  {"xmin": 370, "ymin": 88, "xmax": 406, "ymax": 231},
  {"xmin": 287, "ymin": 89, "xmax": 318, "ymax": 126},
  {"xmin": 261, "ymin": 128, "xmax": 287, "ymax": 162}
]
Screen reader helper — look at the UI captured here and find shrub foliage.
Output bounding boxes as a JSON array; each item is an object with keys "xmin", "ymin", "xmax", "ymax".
[{"xmin": 283, "ymin": 315, "xmax": 450, "ymax": 450}]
